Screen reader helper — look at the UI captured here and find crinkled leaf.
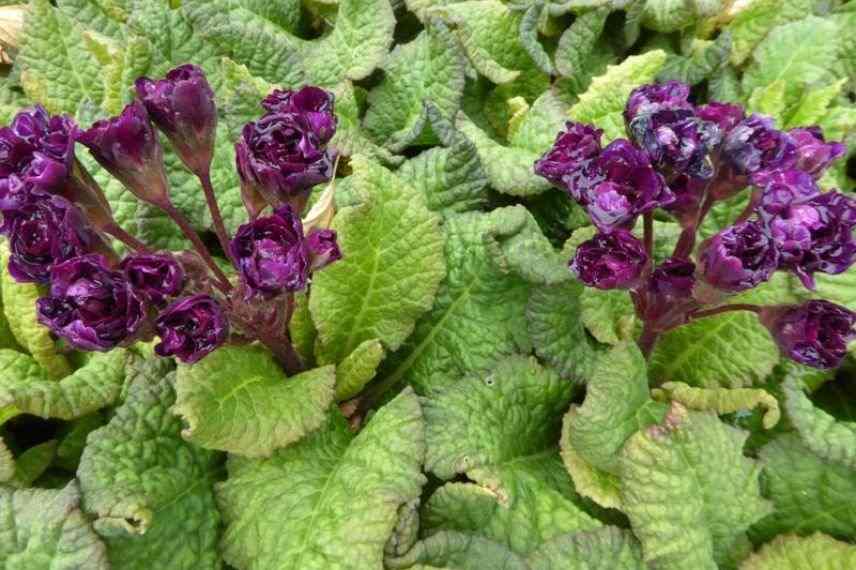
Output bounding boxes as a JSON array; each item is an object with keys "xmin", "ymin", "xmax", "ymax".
[
  {"xmin": 334, "ymin": 338, "xmax": 385, "ymax": 401},
  {"xmin": 7, "ymin": 440, "xmax": 57, "ymax": 488},
  {"xmin": 0, "ymin": 244, "xmax": 72, "ymax": 379},
  {"xmin": 649, "ymin": 311, "xmax": 779, "ymax": 388},
  {"xmin": 174, "ymin": 344, "xmax": 336, "ymax": 458},
  {"xmin": 0, "ymin": 482, "xmax": 109, "ymax": 569},
  {"xmin": 386, "ymin": 531, "xmax": 527, "ymax": 570},
  {"xmin": 483, "ymin": 206, "xmax": 567, "ymax": 286},
  {"xmin": 785, "ymin": 78, "xmax": 847, "ymax": 128},
  {"xmin": 77, "ymin": 357, "xmax": 220, "ymax": 569},
  {"xmin": 728, "ymin": 0, "xmax": 815, "ymax": 65},
  {"xmin": 0, "ymin": 349, "xmax": 128, "ymax": 420},
  {"xmin": 217, "ymin": 389, "xmax": 426, "ymax": 570},
  {"xmin": 560, "ymin": 411, "xmax": 623, "ymax": 510},
  {"xmin": 657, "ymin": 33, "xmax": 732, "ymax": 85},
  {"xmin": 653, "ymin": 382, "xmax": 781, "ymax": 429},
  {"xmin": 751, "ymin": 433, "xmax": 856, "ymax": 542},
  {"xmin": 377, "ymin": 207, "xmax": 531, "ymax": 394},
  {"xmin": 527, "ymin": 527, "xmax": 646, "ymax": 570},
  {"xmin": 364, "ymin": 23, "xmax": 466, "ymax": 150},
  {"xmin": 740, "ymin": 533, "xmax": 856, "ymax": 570},
  {"xmin": 568, "ymin": 50, "xmax": 667, "ymax": 141},
  {"xmin": 519, "ymin": 4, "xmax": 552, "ymax": 75},
  {"xmin": 619, "ymin": 404, "xmax": 771, "ymax": 570},
  {"xmin": 579, "ymin": 289, "xmax": 636, "ymax": 345},
  {"xmin": 640, "ymin": 0, "xmax": 723, "ymax": 32},
  {"xmin": 310, "ymin": 155, "xmax": 445, "ymax": 364},
  {"xmin": 56, "ymin": 0, "xmax": 127, "ymax": 39},
  {"xmin": 555, "ymin": 7, "xmax": 609, "ymax": 79},
  {"xmin": 55, "ymin": 413, "xmax": 105, "ymax": 472}
]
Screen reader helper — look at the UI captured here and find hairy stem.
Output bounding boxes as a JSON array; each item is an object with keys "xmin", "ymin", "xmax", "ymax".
[
  {"xmin": 197, "ymin": 169, "xmax": 235, "ymax": 264},
  {"xmin": 162, "ymin": 202, "xmax": 232, "ymax": 293},
  {"xmin": 672, "ymin": 192, "xmax": 716, "ymax": 259},
  {"xmin": 103, "ymin": 222, "xmax": 150, "ymax": 253}
]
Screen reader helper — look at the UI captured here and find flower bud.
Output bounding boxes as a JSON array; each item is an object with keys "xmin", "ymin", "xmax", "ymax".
[
  {"xmin": 721, "ymin": 115, "xmax": 796, "ymax": 177},
  {"xmin": 761, "ymin": 300, "xmax": 856, "ymax": 369},
  {"xmin": 36, "ymin": 254, "xmax": 145, "ymax": 351},
  {"xmin": 121, "ymin": 253, "xmax": 185, "ymax": 306},
  {"xmin": 570, "ymin": 229, "xmax": 648, "ymax": 290},
  {"xmin": 534, "ymin": 122, "xmax": 602, "ymax": 193},
  {"xmin": 261, "ymin": 86, "xmax": 337, "ymax": 144},
  {"xmin": 788, "ymin": 127, "xmax": 846, "ymax": 179},
  {"xmin": 623, "ymin": 81, "xmax": 692, "ymax": 124},
  {"xmin": 698, "ymin": 221, "xmax": 778, "ymax": 293},
  {"xmin": 229, "ymin": 205, "xmax": 310, "ymax": 297},
  {"xmin": 696, "ymin": 101, "xmax": 744, "ymax": 133},
  {"xmin": 135, "ymin": 64, "xmax": 218, "ymax": 176},
  {"xmin": 155, "ymin": 294, "xmax": 229, "ymax": 364},
  {"xmin": 77, "ymin": 102, "xmax": 171, "ymax": 208},
  {"xmin": 306, "ymin": 228, "xmax": 342, "ymax": 271}
]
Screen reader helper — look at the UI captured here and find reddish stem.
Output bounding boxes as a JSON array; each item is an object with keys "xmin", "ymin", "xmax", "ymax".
[
  {"xmin": 643, "ymin": 212, "xmax": 654, "ymax": 262},
  {"xmin": 689, "ymin": 303, "xmax": 762, "ymax": 320},
  {"xmin": 197, "ymin": 169, "xmax": 235, "ymax": 265},
  {"xmin": 161, "ymin": 202, "xmax": 232, "ymax": 293},
  {"xmin": 637, "ymin": 325, "xmax": 660, "ymax": 359},
  {"xmin": 103, "ymin": 222, "xmax": 150, "ymax": 253}
]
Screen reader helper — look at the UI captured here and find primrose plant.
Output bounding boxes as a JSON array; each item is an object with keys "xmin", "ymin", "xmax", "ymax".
[
  {"xmin": 535, "ymin": 81, "xmax": 856, "ymax": 370},
  {"xmin": 0, "ymin": 64, "xmax": 340, "ymax": 373}
]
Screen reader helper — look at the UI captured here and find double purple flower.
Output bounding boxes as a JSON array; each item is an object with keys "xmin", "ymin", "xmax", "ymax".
[{"xmin": 762, "ymin": 300, "xmax": 856, "ymax": 369}]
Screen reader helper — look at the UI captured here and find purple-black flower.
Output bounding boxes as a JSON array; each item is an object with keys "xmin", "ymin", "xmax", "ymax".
[
  {"xmin": 135, "ymin": 64, "xmax": 217, "ymax": 175},
  {"xmin": 767, "ymin": 190, "xmax": 856, "ymax": 289},
  {"xmin": 235, "ymin": 106, "xmax": 336, "ymax": 207},
  {"xmin": 533, "ymin": 122, "xmax": 602, "ymax": 191},
  {"xmin": 628, "ymin": 109, "xmax": 721, "ymax": 180},
  {"xmin": 3, "ymin": 193, "xmax": 95, "ymax": 283},
  {"xmin": 121, "ymin": 253, "xmax": 185, "ymax": 306},
  {"xmin": 623, "ymin": 81, "xmax": 692, "ymax": 124},
  {"xmin": 570, "ymin": 229, "xmax": 648, "ymax": 290},
  {"xmin": 788, "ymin": 127, "xmax": 846, "ymax": 179},
  {"xmin": 229, "ymin": 205, "xmax": 310, "ymax": 297},
  {"xmin": 581, "ymin": 140, "xmax": 673, "ymax": 232},
  {"xmin": 36, "ymin": 254, "xmax": 145, "ymax": 351},
  {"xmin": 756, "ymin": 170, "xmax": 820, "ymax": 219},
  {"xmin": 77, "ymin": 101, "xmax": 171, "ymax": 207},
  {"xmin": 698, "ymin": 220, "xmax": 779, "ymax": 293},
  {"xmin": 696, "ymin": 102, "xmax": 744, "ymax": 133},
  {"xmin": 306, "ymin": 228, "xmax": 341, "ymax": 271},
  {"xmin": 155, "ymin": 294, "xmax": 229, "ymax": 364},
  {"xmin": 0, "ymin": 105, "xmax": 78, "ymax": 188},
  {"xmin": 261, "ymin": 86, "xmax": 337, "ymax": 144},
  {"xmin": 761, "ymin": 300, "xmax": 856, "ymax": 369},
  {"xmin": 721, "ymin": 115, "xmax": 797, "ymax": 177}
]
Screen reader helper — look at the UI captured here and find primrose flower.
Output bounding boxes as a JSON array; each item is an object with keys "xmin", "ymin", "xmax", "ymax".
[
  {"xmin": 698, "ymin": 221, "xmax": 778, "ymax": 293},
  {"xmin": 721, "ymin": 115, "xmax": 796, "ymax": 177},
  {"xmin": 121, "ymin": 253, "xmax": 185, "ymax": 306},
  {"xmin": 788, "ymin": 127, "xmax": 847, "ymax": 178},
  {"xmin": 570, "ymin": 229, "xmax": 648, "ymax": 290},
  {"xmin": 155, "ymin": 294, "xmax": 229, "ymax": 364},
  {"xmin": 623, "ymin": 81, "xmax": 692, "ymax": 124},
  {"xmin": 533, "ymin": 122, "xmax": 603, "ymax": 192},
  {"xmin": 761, "ymin": 300, "xmax": 856, "ymax": 369}
]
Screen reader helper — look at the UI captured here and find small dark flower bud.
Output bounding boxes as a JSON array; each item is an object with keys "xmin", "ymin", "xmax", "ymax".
[
  {"xmin": 261, "ymin": 86, "xmax": 337, "ymax": 145},
  {"xmin": 121, "ymin": 253, "xmax": 185, "ymax": 306},
  {"xmin": 155, "ymin": 294, "xmax": 229, "ymax": 364},
  {"xmin": 570, "ymin": 229, "xmax": 648, "ymax": 290},
  {"xmin": 761, "ymin": 300, "xmax": 856, "ymax": 369},
  {"xmin": 306, "ymin": 228, "xmax": 341, "ymax": 271}
]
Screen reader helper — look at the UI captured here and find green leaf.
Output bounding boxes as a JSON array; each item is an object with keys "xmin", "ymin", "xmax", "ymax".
[
  {"xmin": 649, "ymin": 311, "xmax": 779, "ymax": 388},
  {"xmin": 567, "ymin": 344, "xmax": 665, "ymax": 475},
  {"xmin": 55, "ymin": 413, "xmax": 106, "ymax": 472},
  {"xmin": 8, "ymin": 440, "xmax": 57, "ymax": 488},
  {"xmin": 783, "ymin": 377, "xmax": 856, "ymax": 470},
  {"xmin": 652, "ymin": 382, "xmax": 781, "ymax": 429},
  {"xmin": 364, "ymin": 23, "xmax": 466, "ymax": 150},
  {"xmin": 568, "ymin": 50, "xmax": 667, "ymax": 141},
  {"xmin": 0, "ymin": 438, "xmax": 13, "ymax": 483},
  {"xmin": 728, "ymin": 0, "xmax": 815, "ymax": 65},
  {"xmin": 747, "ymin": 80, "xmax": 787, "ymax": 120},
  {"xmin": 751, "ymin": 433, "xmax": 856, "ymax": 542},
  {"xmin": 527, "ymin": 280, "xmax": 608, "ymax": 382},
  {"xmin": 619, "ymin": 404, "xmax": 771, "ymax": 570},
  {"xmin": 740, "ymin": 533, "xmax": 856, "ymax": 570},
  {"xmin": 56, "ymin": 0, "xmax": 127, "ymax": 39},
  {"xmin": 579, "ymin": 289, "xmax": 636, "ymax": 345},
  {"xmin": 18, "ymin": 0, "xmax": 106, "ymax": 114},
  {"xmin": 555, "ymin": 8, "xmax": 608, "ymax": 79},
  {"xmin": 77, "ymin": 357, "xmax": 220, "ymax": 570},
  {"xmin": 173, "ymin": 345, "xmax": 336, "ymax": 457},
  {"xmin": 218, "ymin": 389, "xmax": 426, "ymax": 570},
  {"xmin": 1, "ymin": 244, "xmax": 72, "ymax": 379},
  {"xmin": 387, "ymin": 531, "xmax": 527, "ymax": 570},
  {"xmin": 519, "ymin": 4, "xmax": 553, "ymax": 75},
  {"xmin": 560, "ymin": 412, "xmax": 623, "ymax": 510},
  {"xmin": 334, "ymin": 338, "xmax": 385, "ymax": 401},
  {"xmin": 0, "ymin": 349, "xmax": 128, "ymax": 420},
  {"xmin": 310, "ymin": 155, "xmax": 445, "ymax": 364},
  {"xmin": 742, "ymin": 16, "xmax": 840, "ymax": 106},
  {"xmin": 785, "ymin": 78, "xmax": 848, "ymax": 128},
  {"xmin": 0, "ymin": 482, "xmax": 109, "ymax": 569},
  {"xmin": 397, "ymin": 105, "xmax": 489, "ymax": 215},
  {"xmin": 656, "ymin": 33, "xmax": 732, "ymax": 85},
  {"xmin": 456, "ymin": 91, "xmax": 566, "ymax": 196},
  {"xmin": 527, "ymin": 527, "xmax": 647, "ymax": 570},
  {"xmin": 377, "ymin": 207, "xmax": 531, "ymax": 394},
  {"xmin": 639, "ymin": 0, "xmax": 722, "ymax": 32}
]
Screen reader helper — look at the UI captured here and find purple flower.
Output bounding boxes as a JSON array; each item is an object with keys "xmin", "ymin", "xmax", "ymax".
[
  {"xmin": 135, "ymin": 64, "xmax": 218, "ymax": 175},
  {"xmin": 570, "ymin": 230, "xmax": 648, "ymax": 290},
  {"xmin": 582, "ymin": 140, "xmax": 673, "ymax": 232},
  {"xmin": 534, "ymin": 122, "xmax": 603, "ymax": 190},
  {"xmin": 0, "ymin": 105, "xmax": 78, "ymax": 188},
  {"xmin": 235, "ymin": 109, "xmax": 335, "ymax": 206},
  {"xmin": 761, "ymin": 300, "xmax": 856, "ymax": 369},
  {"xmin": 788, "ymin": 127, "xmax": 846, "ymax": 178},
  {"xmin": 628, "ymin": 109, "xmax": 721, "ymax": 179},
  {"xmin": 77, "ymin": 102, "xmax": 171, "ymax": 207},
  {"xmin": 768, "ymin": 191, "xmax": 856, "ymax": 289},
  {"xmin": 229, "ymin": 205, "xmax": 310, "ymax": 297},
  {"xmin": 306, "ymin": 229, "xmax": 341, "ymax": 270},
  {"xmin": 756, "ymin": 170, "xmax": 820, "ymax": 219},
  {"xmin": 721, "ymin": 115, "xmax": 797, "ymax": 177},
  {"xmin": 155, "ymin": 294, "xmax": 229, "ymax": 363},
  {"xmin": 4, "ymin": 193, "xmax": 94, "ymax": 283},
  {"xmin": 623, "ymin": 81, "xmax": 692, "ymax": 124},
  {"xmin": 696, "ymin": 102, "xmax": 744, "ymax": 133},
  {"xmin": 121, "ymin": 253, "xmax": 185, "ymax": 306},
  {"xmin": 698, "ymin": 221, "xmax": 778, "ymax": 292},
  {"xmin": 36, "ymin": 254, "xmax": 145, "ymax": 351},
  {"xmin": 261, "ymin": 86, "xmax": 337, "ymax": 144}
]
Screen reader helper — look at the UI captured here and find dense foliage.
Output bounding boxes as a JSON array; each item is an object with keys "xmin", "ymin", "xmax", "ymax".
[{"xmin": 0, "ymin": 1, "xmax": 854, "ymax": 570}]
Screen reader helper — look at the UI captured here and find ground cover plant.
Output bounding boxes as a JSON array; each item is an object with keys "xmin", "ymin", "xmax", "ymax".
[{"xmin": 0, "ymin": 0, "xmax": 854, "ymax": 569}]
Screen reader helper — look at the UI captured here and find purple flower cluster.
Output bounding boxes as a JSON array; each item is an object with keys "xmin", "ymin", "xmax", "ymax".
[
  {"xmin": 535, "ymin": 81, "xmax": 855, "ymax": 369},
  {"xmin": 0, "ymin": 65, "xmax": 341, "ymax": 368}
]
